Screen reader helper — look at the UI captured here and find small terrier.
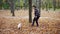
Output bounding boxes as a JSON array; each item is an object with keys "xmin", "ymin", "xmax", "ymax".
[{"xmin": 17, "ymin": 23, "xmax": 22, "ymax": 29}]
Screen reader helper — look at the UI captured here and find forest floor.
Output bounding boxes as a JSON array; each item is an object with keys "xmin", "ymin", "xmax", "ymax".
[{"xmin": 0, "ymin": 9, "xmax": 60, "ymax": 34}]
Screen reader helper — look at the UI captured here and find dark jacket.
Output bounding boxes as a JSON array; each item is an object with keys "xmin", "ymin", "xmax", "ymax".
[{"xmin": 34, "ymin": 8, "xmax": 40, "ymax": 17}]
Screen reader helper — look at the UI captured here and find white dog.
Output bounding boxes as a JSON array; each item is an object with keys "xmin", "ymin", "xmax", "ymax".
[{"xmin": 18, "ymin": 23, "xmax": 22, "ymax": 29}]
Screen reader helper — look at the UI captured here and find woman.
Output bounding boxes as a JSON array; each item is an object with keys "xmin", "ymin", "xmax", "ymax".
[{"xmin": 32, "ymin": 5, "xmax": 40, "ymax": 27}]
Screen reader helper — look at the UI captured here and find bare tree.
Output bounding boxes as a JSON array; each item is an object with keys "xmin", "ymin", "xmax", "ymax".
[
  {"xmin": 35, "ymin": 0, "xmax": 41, "ymax": 17},
  {"xmin": 58, "ymin": 0, "xmax": 59, "ymax": 8},
  {"xmin": 29, "ymin": 0, "xmax": 32, "ymax": 23},
  {"xmin": 39, "ymin": 0, "xmax": 41, "ymax": 17},
  {"xmin": 0, "ymin": 0, "xmax": 3, "ymax": 9},
  {"xmin": 53, "ymin": 0, "xmax": 56, "ymax": 11},
  {"xmin": 8, "ymin": 0, "xmax": 15, "ymax": 16}
]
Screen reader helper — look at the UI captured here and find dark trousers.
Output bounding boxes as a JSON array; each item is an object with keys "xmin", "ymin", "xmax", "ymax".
[{"xmin": 32, "ymin": 16, "xmax": 40, "ymax": 26}]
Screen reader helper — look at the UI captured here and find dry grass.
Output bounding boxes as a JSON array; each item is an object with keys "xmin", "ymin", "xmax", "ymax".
[{"xmin": 0, "ymin": 10, "xmax": 60, "ymax": 34}]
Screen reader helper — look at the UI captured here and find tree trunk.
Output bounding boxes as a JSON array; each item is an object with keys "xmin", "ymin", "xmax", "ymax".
[
  {"xmin": 29, "ymin": 0, "xmax": 32, "ymax": 23},
  {"xmin": 10, "ymin": 0, "xmax": 15, "ymax": 16},
  {"xmin": 0, "ymin": 0, "xmax": 2, "ymax": 9},
  {"xmin": 7, "ymin": 0, "xmax": 15, "ymax": 16},
  {"xmin": 39, "ymin": 0, "xmax": 41, "ymax": 17},
  {"xmin": 58, "ymin": 0, "xmax": 60, "ymax": 8},
  {"xmin": 36, "ymin": 0, "xmax": 41, "ymax": 16},
  {"xmin": 53, "ymin": 0, "xmax": 56, "ymax": 11}
]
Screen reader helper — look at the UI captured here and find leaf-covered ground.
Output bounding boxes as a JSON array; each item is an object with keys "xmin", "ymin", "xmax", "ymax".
[{"xmin": 0, "ymin": 10, "xmax": 60, "ymax": 34}]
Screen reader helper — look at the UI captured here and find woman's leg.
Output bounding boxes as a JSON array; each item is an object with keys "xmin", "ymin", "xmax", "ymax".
[
  {"xmin": 36, "ymin": 17, "xmax": 39, "ymax": 26},
  {"xmin": 32, "ymin": 17, "xmax": 36, "ymax": 26}
]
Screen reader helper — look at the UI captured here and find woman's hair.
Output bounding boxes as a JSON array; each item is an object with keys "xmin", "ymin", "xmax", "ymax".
[{"xmin": 33, "ymin": 5, "xmax": 36, "ymax": 8}]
